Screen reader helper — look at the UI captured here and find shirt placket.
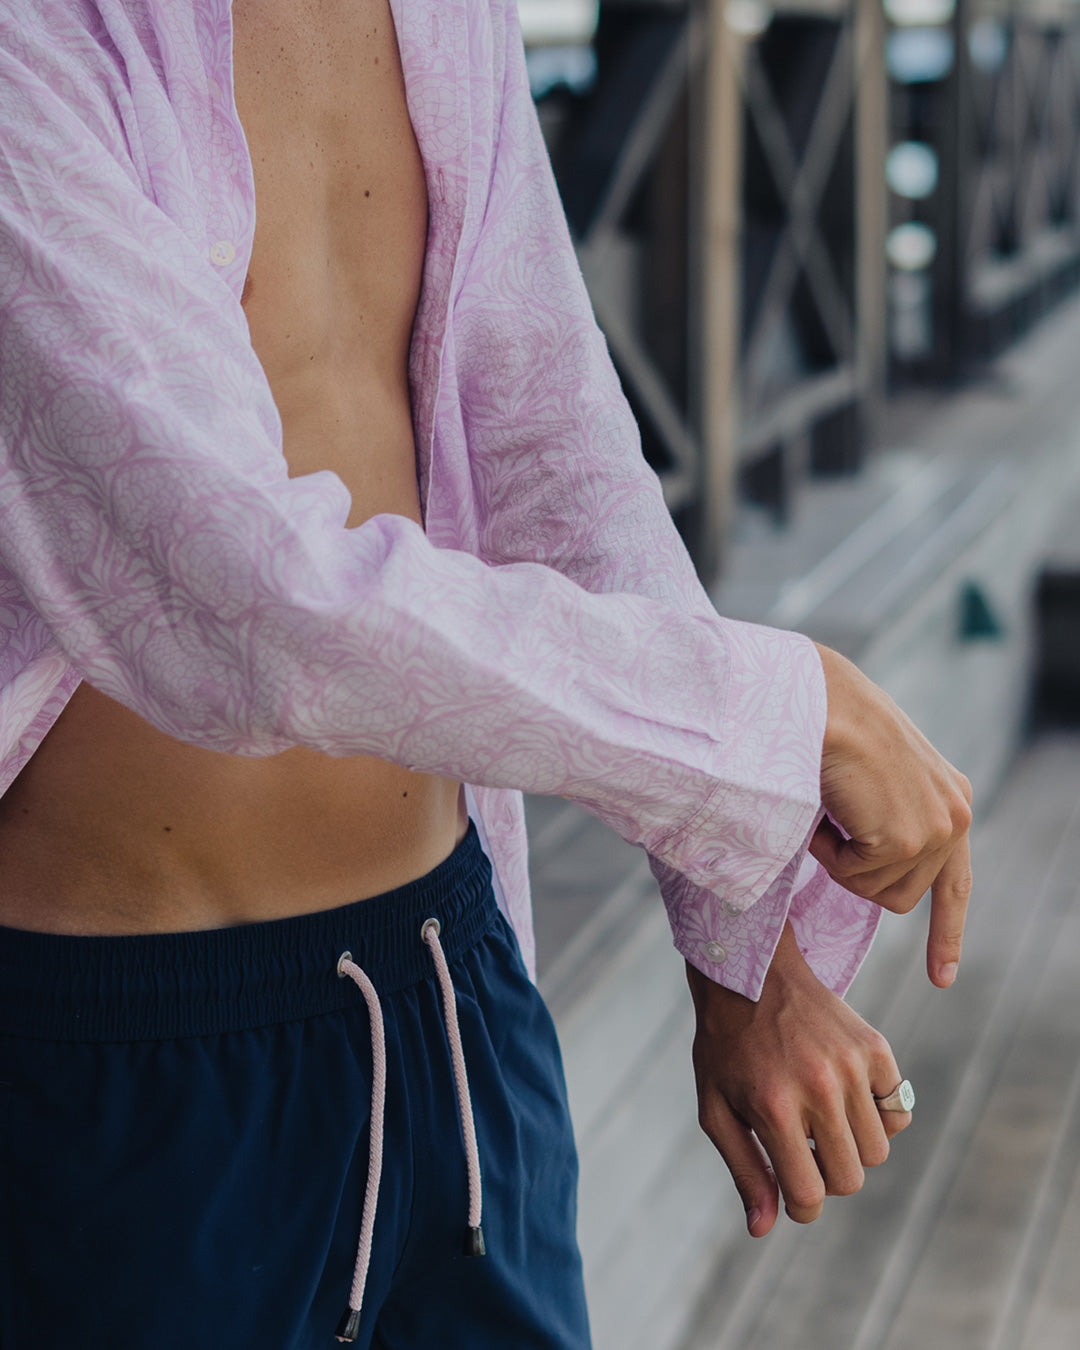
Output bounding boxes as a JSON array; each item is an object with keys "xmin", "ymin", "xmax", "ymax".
[
  {"xmin": 203, "ymin": 0, "xmax": 256, "ymax": 304},
  {"xmin": 388, "ymin": 0, "xmax": 473, "ymax": 524}
]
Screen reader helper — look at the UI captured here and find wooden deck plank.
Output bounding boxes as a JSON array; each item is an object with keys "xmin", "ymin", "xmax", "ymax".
[
  {"xmin": 992, "ymin": 1046, "xmax": 1080, "ymax": 1350},
  {"xmin": 882, "ymin": 897, "xmax": 1080, "ymax": 1348},
  {"xmin": 1018, "ymin": 1136, "xmax": 1080, "ymax": 1349},
  {"xmin": 527, "ymin": 801, "xmax": 644, "ymax": 980}
]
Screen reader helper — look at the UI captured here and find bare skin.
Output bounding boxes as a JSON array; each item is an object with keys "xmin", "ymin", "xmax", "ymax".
[{"xmin": 0, "ymin": 0, "xmax": 466, "ymax": 936}]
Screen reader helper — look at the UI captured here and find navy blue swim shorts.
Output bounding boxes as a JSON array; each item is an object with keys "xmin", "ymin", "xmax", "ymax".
[{"xmin": 0, "ymin": 824, "xmax": 591, "ymax": 1349}]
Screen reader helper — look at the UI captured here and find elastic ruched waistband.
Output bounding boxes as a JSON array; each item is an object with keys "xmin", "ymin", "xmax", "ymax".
[{"xmin": 0, "ymin": 823, "xmax": 497, "ymax": 1043}]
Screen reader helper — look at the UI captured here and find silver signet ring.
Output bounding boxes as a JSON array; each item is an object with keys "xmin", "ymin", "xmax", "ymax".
[{"xmin": 874, "ymin": 1079, "xmax": 915, "ymax": 1112}]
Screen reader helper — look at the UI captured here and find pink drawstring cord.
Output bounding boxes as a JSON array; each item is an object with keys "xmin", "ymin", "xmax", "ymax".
[
  {"xmin": 420, "ymin": 917, "xmax": 486, "ymax": 1257},
  {"xmin": 333, "ymin": 917, "xmax": 485, "ymax": 1343},
  {"xmin": 334, "ymin": 954, "xmax": 387, "ymax": 1344}
]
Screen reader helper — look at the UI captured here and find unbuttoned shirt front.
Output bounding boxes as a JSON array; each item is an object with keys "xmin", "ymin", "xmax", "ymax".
[{"xmin": 0, "ymin": 0, "xmax": 879, "ymax": 997}]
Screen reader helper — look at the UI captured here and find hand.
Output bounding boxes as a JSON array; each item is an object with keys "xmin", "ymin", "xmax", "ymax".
[
  {"xmin": 811, "ymin": 643, "xmax": 973, "ymax": 988},
  {"xmin": 686, "ymin": 926, "xmax": 911, "ymax": 1237}
]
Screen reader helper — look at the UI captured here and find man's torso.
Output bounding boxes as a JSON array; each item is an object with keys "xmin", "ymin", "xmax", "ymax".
[{"xmin": 0, "ymin": 0, "xmax": 466, "ymax": 935}]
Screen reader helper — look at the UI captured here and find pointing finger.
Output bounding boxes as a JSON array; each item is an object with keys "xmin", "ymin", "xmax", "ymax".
[{"xmin": 927, "ymin": 832, "xmax": 972, "ymax": 987}]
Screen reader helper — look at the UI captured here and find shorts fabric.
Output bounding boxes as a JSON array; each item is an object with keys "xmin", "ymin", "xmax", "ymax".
[{"xmin": 0, "ymin": 824, "xmax": 591, "ymax": 1349}]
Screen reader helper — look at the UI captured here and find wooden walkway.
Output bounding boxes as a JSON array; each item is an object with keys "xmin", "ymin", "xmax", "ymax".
[
  {"xmin": 678, "ymin": 731, "xmax": 1080, "ymax": 1350},
  {"xmin": 523, "ymin": 293, "xmax": 1080, "ymax": 1350}
]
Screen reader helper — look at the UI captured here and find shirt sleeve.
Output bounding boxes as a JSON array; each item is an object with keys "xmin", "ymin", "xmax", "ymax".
[
  {"xmin": 449, "ymin": 0, "xmax": 879, "ymax": 997},
  {"xmin": 0, "ymin": 42, "xmax": 815, "ymax": 902}
]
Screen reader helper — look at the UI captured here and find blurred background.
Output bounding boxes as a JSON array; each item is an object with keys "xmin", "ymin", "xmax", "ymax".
[{"xmin": 517, "ymin": 1, "xmax": 1080, "ymax": 1346}]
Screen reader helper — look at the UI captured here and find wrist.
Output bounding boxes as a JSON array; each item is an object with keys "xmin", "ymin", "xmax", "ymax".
[
  {"xmin": 814, "ymin": 641, "xmax": 872, "ymax": 764},
  {"xmin": 686, "ymin": 923, "xmax": 815, "ymax": 1027},
  {"xmin": 759, "ymin": 920, "xmax": 815, "ymax": 992}
]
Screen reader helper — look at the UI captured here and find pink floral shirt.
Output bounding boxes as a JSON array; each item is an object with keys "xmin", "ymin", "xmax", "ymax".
[{"xmin": 0, "ymin": 0, "xmax": 879, "ymax": 998}]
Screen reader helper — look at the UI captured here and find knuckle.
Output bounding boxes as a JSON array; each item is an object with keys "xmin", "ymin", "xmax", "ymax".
[
  {"xmin": 937, "ymin": 934, "xmax": 964, "ymax": 963},
  {"xmin": 862, "ymin": 1136, "xmax": 890, "ymax": 1168},
  {"xmin": 726, "ymin": 1166, "xmax": 762, "ymax": 1204},
  {"xmin": 870, "ymin": 1053, "xmax": 902, "ymax": 1091},
  {"xmin": 745, "ymin": 1082, "xmax": 787, "ymax": 1125},
  {"xmin": 944, "ymin": 867, "xmax": 974, "ymax": 903},
  {"xmin": 826, "ymin": 1168, "xmax": 864, "ymax": 1198},
  {"xmin": 696, "ymin": 1096, "xmax": 725, "ymax": 1141},
  {"xmin": 697, "ymin": 1102, "xmax": 723, "ymax": 1143},
  {"xmin": 726, "ymin": 1164, "xmax": 761, "ymax": 1189},
  {"xmin": 831, "ymin": 1046, "xmax": 864, "ymax": 1085},
  {"xmin": 785, "ymin": 1183, "xmax": 825, "ymax": 1216},
  {"xmin": 929, "ymin": 815, "xmax": 954, "ymax": 850},
  {"xmin": 802, "ymin": 1064, "xmax": 838, "ymax": 1100},
  {"xmin": 866, "ymin": 1028, "xmax": 894, "ymax": 1064}
]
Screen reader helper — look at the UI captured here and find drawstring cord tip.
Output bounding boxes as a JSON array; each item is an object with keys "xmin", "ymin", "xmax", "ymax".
[
  {"xmin": 335, "ymin": 1307, "xmax": 363, "ymax": 1342},
  {"xmin": 463, "ymin": 1224, "xmax": 486, "ymax": 1257}
]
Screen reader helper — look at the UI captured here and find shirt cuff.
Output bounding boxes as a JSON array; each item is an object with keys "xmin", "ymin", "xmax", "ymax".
[
  {"xmin": 787, "ymin": 857, "xmax": 882, "ymax": 997},
  {"xmin": 648, "ymin": 620, "xmax": 825, "ymax": 904},
  {"xmin": 654, "ymin": 822, "xmax": 882, "ymax": 1001},
  {"xmin": 649, "ymin": 618, "xmax": 879, "ymax": 998}
]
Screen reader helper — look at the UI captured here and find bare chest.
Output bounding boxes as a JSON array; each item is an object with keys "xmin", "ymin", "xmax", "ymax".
[{"xmin": 230, "ymin": 0, "xmax": 429, "ymax": 522}]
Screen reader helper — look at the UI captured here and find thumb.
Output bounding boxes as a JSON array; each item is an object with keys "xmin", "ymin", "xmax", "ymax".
[{"xmin": 702, "ymin": 1096, "xmax": 779, "ymax": 1237}]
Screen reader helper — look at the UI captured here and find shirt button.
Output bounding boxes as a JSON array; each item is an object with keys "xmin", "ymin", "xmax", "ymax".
[
  {"xmin": 703, "ymin": 941, "xmax": 728, "ymax": 964},
  {"xmin": 722, "ymin": 900, "xmax": 741, "ymax": 917},
  {"xmin": 209, "ymin": 239, "xmax": 236, "ymax": 266}
]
